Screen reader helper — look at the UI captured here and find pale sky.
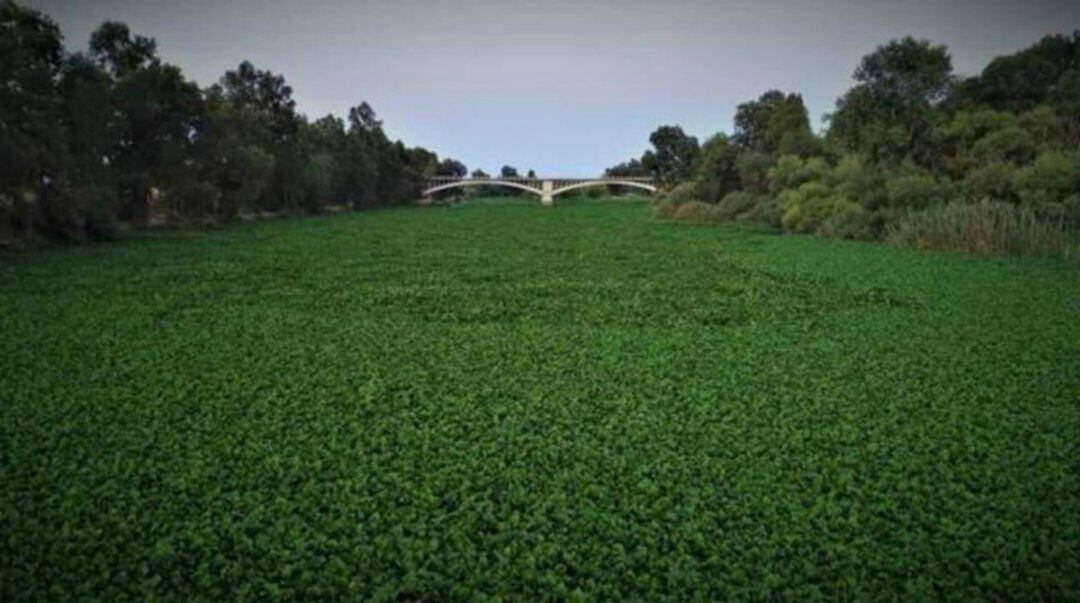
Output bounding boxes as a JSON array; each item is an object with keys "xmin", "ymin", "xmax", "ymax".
[{"xmin": 27, "ymin": 0, "xmax": 1080, "ymax": 176}]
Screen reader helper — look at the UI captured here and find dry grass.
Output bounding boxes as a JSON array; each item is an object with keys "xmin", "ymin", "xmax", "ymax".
[{"xmin": 886, "ymin": 200, "xmax": 1078, "ymax": 260}]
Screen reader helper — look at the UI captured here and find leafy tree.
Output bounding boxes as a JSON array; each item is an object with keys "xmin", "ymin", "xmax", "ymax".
[
  {"xmin": 605, "ymin": 159, "xmax": 648, "ymax": 177},
  {"xmin": 57, "ymin": 53, "xmax": 118, "ymax": 235},
  {"xmin": 735, "ymin": 152, "xmax": 773, "ymax": 194},
  {"xmin": 437, "ymin": 158, "xmax": 467, "ymax": 178},
  {"xmin": 954, "ymin": 31, "xmax": 1079, "ymax": 112},
  {"xmin": 643, "ymin": 126, "xmax": 699, "ymax": 186},
  {"xmin": 88, "ymin": 21, "xmax": 156, "ymax": 78},
  {"xmin": 694, "ymin": 134, "xmax": 740, "ymax": 203},
  {"xmin": 221, "ymin": 61, "xmax": 298, "ymax": 142},
  {"xmin": 0, "ymin": 1, "xmax": 69, "ymax": 238},
  {"xmin": 828, "ymin": 37, "xmax": 953, "ymax": 165},
  {"xmin": 348, "ymin": 102, "xmax": 382, "ymax": 134},
  {"xmin": 733, "ymin": 90, "xmax": 817, "ymax": 156},
  {"xmin": 500, "ymin": 165, "xmax": 519, "ymax": 178},
  {"xmin": 109, "ymin": 57, "xmax": 204, "ymax": 221}
]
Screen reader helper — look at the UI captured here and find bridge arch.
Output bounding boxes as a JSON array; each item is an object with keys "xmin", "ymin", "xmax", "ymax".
[
  {"xmin": 421, "ymin": 176, "xmax": 658, "ymax": 205},
  {"xmin": 422, "ymin": 180, "xmax": 543, "ymax": 198},
  {"xmin": 552, "ymin": 180, "xmax": 657, "ymax": 198}
]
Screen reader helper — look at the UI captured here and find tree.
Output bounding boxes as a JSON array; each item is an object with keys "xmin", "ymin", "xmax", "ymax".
[
  {"xmin": 733, "ymin": 90, "xmax": 817, "ymax": 156},
  {"xmin": 828, "ymin": 37, "xmax": 953, "ymax": 165},
  {"xmin": 953, "ymin": 31, "xmax": 1079, "ymax": 112},
  {"xmin": 58, "ymin": 52, "xmax": 119, "ymax": 234},
  {"xmin": 605, "ymin": 159, "xmax": 648, "ymax": 177},
  {"xmin": 437, "ymin": 158, "xmax": 467, "ymax": 178},
  {"xmin": 220, "ymin": 61, "xmax": 298, "ymax": 142},
  {"xmin": 500, "ymin": 165, "xmax": 519, "ymax": 178},
  {"xmin": 348, "ymin": 102, "xmax": 382, "ymax": 134},
  {"xmin": 0, "ymin": 0, "xmax": 69, "ymax": 238},
  {"xmin": 87, "ymin": 21, "xmax": 207, "ymax": 223},
  {"xmin": 88, "ymin": 21, "xmax": 156, "ymax": 78},
  {"xmin": 694, "ymin": 134, "xmax": 740, "ymax": 203},
  {"xmin": 643, "ymin": 126, "xmax": 699, "ymax": 185}
]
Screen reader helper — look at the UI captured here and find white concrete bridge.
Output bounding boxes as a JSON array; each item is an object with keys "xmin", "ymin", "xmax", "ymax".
[{"xmin": 421, "ymin": 176, "xmax": 657, "ymax": 205}]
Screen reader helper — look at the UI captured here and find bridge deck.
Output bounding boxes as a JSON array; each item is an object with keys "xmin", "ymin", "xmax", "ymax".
[
  {"xmin": 421, "ymin": 176, "xmax": 658, "ymax": 205},
  {"xmin": 425, "ymin": 176, "xmax": 655, "ymax": 184}
]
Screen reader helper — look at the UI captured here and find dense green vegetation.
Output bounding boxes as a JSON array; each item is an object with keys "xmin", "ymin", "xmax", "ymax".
[
  {"xmin": 610, "ymin": 34, "xmax": 1080, "ymax": 258},
  {"xmin": 1, "ymin": 1, "xmax": 467, "ymax": 245},
  {"xmin": 3, "ymin": 199, "xmax": 1078, "ymax": 599}
]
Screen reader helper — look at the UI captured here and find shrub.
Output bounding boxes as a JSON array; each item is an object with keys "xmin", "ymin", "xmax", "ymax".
[
  {"xmin": 886, "ymin": 199, "xmax": 1078, "ymax": 259},
  {"xmin": 715, "ymin": 191, "xmax": 760, "ymax": 220},
  {"xmin": 964, "ymin": 162, "xmax": 1017, "ymax": 201},
  {"xmin": 780, "ymin": 181, "xmax": 859, "ymax": 233},
  {"xmin": 735, "ymin": 151, "xmax": 774, "ymax": 194},
  {"xmin": 740, "ymin": 195, "xmax": 783, "ymax": 228},
  {"xmin": 670, "ymin": 201, "xmax": 725, "ymax": 222},
  {"xmin": 971, "ymin": 126, "xmax": 1035, "ymax": 164},
  {"xmin": 829, "ymin": 154, "xmax": 886, "ymax": 208},
  {"xmin": 657, "ymin": 181, "xmax": 701, "ymax": 205},
  {"xmin": 820, "ymin": 206, "xmax": 873, "ymax": 239},
  {"xmin": 1014, "ymin": 149, "xmax": 1080, "ymax": 206},
  {"xmin": 883, "ymin": 170, "xmax": 948, "ymax": 210},
  {"xmin": 768, "ymin": 155, "xmax": 828, "ymax": 194}
]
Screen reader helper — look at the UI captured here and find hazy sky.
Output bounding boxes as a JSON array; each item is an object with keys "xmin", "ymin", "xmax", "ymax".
[{"xmin": 27, "ymin": 0, "xmax": 1080, "ymax": 175}]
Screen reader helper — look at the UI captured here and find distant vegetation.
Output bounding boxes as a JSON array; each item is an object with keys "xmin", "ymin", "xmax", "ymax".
[
  {"xmin": 0, "ymin": 1, "xmax": 468, "ymax": 245},
  {"xmin": 610, "ymin": 34, "xmax": 1080, "ymax": 259}
]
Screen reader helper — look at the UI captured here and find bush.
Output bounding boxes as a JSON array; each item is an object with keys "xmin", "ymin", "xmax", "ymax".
[
  {"xmin": 715, "ymin": 191, "xmax": 760, "ymax": 220},
  {"xmin": 828, "ymin": 154, "xmax": 885, "ymax": 208},
  {"xmin": 780, "ymin": 181, "xmax": 860, "ymax": 233},
  {"xmin": 670, "ymin": 201, "xmax": 725, "ymax": 222},
  {"xmin": 964, "ymin": 162, "xmax": 1017, "ymax": 201},
  {"xmin": 886, "ymin": 199, "xmax": 1078, "ymax": 259},
  {"xmin": 883, "ymin": 170, "xmax": 948, "ymax": 210},
  {"xmin": 740, "ymin": 195, "xmax": 783, "ymax": 228},
  {"xmin": 971, "ymin": 126, "xmax": 1035, "ymax": 164},
  {"xmin": 768, "ymin": 155, "xmax": 828, "ymax": 194},
  {"xmin": 657, "ymin": 181, "xmax": 701, "ymax": 205},
  {"xmin": 735, "ymin": 151, "xmax": 774, "ymax": 194},
  {"xmin": 1014, "ymin": 149, "xmax": 1080, "ymax": 206}
]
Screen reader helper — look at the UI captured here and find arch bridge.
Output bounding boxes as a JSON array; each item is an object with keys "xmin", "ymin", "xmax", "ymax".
[{"xmin": 421, "ymin": 176, "xmax": 657, "ymax": 205}]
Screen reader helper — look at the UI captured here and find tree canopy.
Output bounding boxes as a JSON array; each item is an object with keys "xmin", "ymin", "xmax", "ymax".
[{"xmin": 0, "ymin": 1, "xmax": 467, "ymax": 243}]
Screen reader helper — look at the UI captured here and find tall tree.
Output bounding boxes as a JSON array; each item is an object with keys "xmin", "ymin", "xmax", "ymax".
[
  {"xmin": 827, "ymin": 37, "xmax": 953, "ymax": 165},
  {"xmin": 88, "ymin": 21, "xmax": 156, "ymax": 78},
  {"xmin": 90, "ymin": 22, "xmax": 204, "ymax": 223},
  {"xmin": 643, "ymin": 126, "xmax": 700, "ymax": 186},
  {"xmin": 695, "ymin": 134, "xmax": 741, "ymax": 203},
  {"xmin": 220, "ymin": 61, "xmax": 298, "ymax": 143},
  {"xmin": 733, "ymin": 90, "xmax": 817, "ymax": 156},
  {"xmin": 0, "ymin": 0, "xmax": 68, "ymax": 237},
  {"xmin": 437, "ymin": 158, "xmax": 467, "ymax": 178}
]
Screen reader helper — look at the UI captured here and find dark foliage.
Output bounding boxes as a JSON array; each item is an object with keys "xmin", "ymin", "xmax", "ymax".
[{"xmin": 0, "ymin": 1, "xmax": 463, "ymax": 244}]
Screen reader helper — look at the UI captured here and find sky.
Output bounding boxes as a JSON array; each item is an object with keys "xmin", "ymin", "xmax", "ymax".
[{"xmin": 26, "ymin": 0, "xmax": 1080, "ymax": 176}]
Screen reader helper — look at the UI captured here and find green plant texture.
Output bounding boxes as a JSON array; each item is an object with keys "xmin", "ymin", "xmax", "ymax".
[{"xmin": 2, "ymin": 199, "xmax": 1079, "ymax": 600}]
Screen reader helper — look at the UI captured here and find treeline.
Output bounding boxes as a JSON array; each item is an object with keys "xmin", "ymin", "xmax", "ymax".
[
  {"xmin": 1, "ymin": 1, "xmax": 468, "ymax": 244},
  {"xmin": 610, "ymin": 34, "xmax": 1080, "ymax": 257}
]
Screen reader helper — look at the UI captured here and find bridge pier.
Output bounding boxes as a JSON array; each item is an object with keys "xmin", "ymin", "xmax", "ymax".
[{"xmin": 541, "ymin": 180, "xmax": 554, "ymax": 205}]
